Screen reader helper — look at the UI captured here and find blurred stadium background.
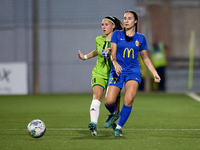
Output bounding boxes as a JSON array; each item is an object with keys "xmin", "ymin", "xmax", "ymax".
[{"xmin": 0, "ymin": 0, "xmax": 200, "ymax": 94}]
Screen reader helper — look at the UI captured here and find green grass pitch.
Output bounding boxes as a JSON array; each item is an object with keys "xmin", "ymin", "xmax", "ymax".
[{"xmin": 0, "ymin": 93, "xmax": 200, "ymax": 150}]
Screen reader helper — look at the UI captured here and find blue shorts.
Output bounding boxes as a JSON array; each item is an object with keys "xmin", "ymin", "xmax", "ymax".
[{"xmin": 108, "ymin": 71, "xmax": 142, "ymax": 89}]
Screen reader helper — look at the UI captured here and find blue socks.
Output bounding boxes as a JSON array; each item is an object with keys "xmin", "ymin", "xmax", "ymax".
[
  {"xmin": 118, "ymin": 104, "xmax": 132, "ymax": 127},
  {"xmin": 105, "ymin": 103, "xmax": 116, "ymax": 114},
  {"xmin": 105, "ymin": 103, "xmax": 132, "ymax": 128}
]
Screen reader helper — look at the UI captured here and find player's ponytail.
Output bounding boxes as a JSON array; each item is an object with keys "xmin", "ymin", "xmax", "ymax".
[
  {"xmin": 124, "ymin": 28, "xmax": 133, "ymax": 42},
  {"xmin": 113, "ymin": 17, "xmax": 123, "ymax": 31}
]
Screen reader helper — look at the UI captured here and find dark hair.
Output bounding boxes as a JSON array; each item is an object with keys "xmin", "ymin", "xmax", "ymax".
[
  {"xmin": 123, "ymin": 10, "xmax": 138, "ymax": 42},
  {"xmin": 104, "ymin": 16, "xmax": 123, "ymax": 31},
  {"xmin": 113, "ymin": 17, "xmax": 123, "ymax": 31}
]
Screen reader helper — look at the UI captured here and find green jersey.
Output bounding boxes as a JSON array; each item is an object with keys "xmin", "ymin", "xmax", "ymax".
[{"xmin": 92, "ymin": 35, "xmax": 112, "ymax": 80}]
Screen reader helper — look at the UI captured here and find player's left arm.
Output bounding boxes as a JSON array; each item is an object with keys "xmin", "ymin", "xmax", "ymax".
[{"xmin": 140, "ymin": 50, "xmax": 161, "ymax": 83}]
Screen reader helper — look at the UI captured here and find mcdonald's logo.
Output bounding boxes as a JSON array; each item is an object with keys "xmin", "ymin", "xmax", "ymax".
[{"xmin": 123, "ymin": 48, "xmax": 134, "ymax": 59}]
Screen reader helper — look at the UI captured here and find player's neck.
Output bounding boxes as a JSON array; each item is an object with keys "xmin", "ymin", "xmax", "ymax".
[
  {"xmin": 126, "ymin": 28, "xmax": 135, "ymax": 37},
  {"xmin": 105, "ymin": 32, "xmax": 112, "ymax": 41}
]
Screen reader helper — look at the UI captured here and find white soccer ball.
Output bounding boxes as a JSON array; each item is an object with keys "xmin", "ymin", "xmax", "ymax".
[{"xmin": 27, "ymin": 119, "xmax": 46, "ymax": 138}]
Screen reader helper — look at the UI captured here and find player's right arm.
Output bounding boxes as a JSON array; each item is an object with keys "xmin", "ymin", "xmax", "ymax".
[
  {"xmin": 111, "ymin": 42, "xmax": 122, "ymax": 76},
  {"xmin": 78, "ymin": 49, "xmax": 98, "ymax": 60}
]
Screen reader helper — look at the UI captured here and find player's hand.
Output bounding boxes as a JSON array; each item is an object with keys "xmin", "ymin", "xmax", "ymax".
[
  {"xmin": 77, "ymin": 50, "xmax": 85, "ymax": 60},
  {"xmin": 114, "ymin": 61, "xmax": 122, "ymax": 76},
  {"xmin": 153, "ymin": 73, "xmax": 161, "ymax": 83},
  {"xmin": 104, "ymin": 48, "xmax": 111, "ymax": 53}
]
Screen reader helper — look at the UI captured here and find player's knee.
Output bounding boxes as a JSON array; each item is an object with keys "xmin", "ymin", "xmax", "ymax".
[
  {"xmin": 124, "ymin": 95, "xmax": 135, "ymax": 106},
  {"xmin": 93, "ymin": 94, "xmax": 102, "ymax": 101},
  {"xmin": 105, "ymin": 95, "xmax": 115, "ymax": 106}
]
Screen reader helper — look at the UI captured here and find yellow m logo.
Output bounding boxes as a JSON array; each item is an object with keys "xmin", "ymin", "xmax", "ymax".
[{"xmin": 123, "ymin": 48, "xmax": 134, "ymax": 59}]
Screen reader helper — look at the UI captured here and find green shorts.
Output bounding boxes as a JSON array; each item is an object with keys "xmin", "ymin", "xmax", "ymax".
[
  {"xmin": 91, "ymin": 76, "xmax": 108, "ymax": 90},
  {"xmin": 91, "ymin": 76, "xmax": 121, "ymax": 97}
]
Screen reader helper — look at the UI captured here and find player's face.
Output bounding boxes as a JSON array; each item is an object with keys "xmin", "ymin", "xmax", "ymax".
[
  {"xmin": 123, "ymin": 12, "xmax": 137, "ymax": 30},
  {"xmin": 102, "ymin": 19, "xmax": 115, "ymax": 35}
]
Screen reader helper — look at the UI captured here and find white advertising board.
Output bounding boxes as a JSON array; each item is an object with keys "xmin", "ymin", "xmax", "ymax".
[{"xmin": 0, "ymin": 62, "xmax": 28, "ymax": 95}]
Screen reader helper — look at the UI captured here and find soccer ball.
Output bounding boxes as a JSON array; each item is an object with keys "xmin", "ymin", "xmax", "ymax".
[
  {"xmin": 27, "ymin": 119, "xmax": 46, "ymax": 138},
  {"xmin": 101, "ymin": 50, "xmax": 110, "ymax": 59}
]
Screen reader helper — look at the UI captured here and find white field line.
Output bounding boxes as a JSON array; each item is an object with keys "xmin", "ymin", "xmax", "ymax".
[
  {"xmin": 1, "ymin": 128, "xmax": 200, "ymax": 131},
  {"xmin": 186, "ymin": 92, "xmax": 200, "ymax": 102},
  {"xmin": 48, "ymin": 128, "xmax": 200, "ymax": 131}
]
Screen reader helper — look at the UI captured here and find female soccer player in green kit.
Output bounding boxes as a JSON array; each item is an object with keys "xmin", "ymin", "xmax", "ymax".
[{"xmin": 78, "ymin": 16, "xmax": 123, "ymax": 136}]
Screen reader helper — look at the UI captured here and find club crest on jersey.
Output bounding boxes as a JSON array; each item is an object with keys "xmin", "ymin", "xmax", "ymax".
[{"xmin": 135, "ymin": 40, "xmax": 139, "ymax": 47}]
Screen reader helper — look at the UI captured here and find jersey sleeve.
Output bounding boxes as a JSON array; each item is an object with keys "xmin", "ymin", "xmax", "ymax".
[
  {"xmin": 95, "ymin": 36, "xmax": 99, "ymax": 50},
  {"xmin": 111, "ymin": 30, "xmax": 118, "ymax": 44},
  {"xmin": 140, "ymin": 35, "xmax": 148, "ymax": 51}
]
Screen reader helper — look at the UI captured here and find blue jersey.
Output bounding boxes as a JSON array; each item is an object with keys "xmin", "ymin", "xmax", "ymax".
[{"xmin": 111, "ymin": 30, "xmax": 147, "ymax": 74}]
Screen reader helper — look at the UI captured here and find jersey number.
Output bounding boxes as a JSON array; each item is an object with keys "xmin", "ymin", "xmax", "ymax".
[{"xmin": 109, "ymin": 77, "xmax": 118, "ymax": 84}]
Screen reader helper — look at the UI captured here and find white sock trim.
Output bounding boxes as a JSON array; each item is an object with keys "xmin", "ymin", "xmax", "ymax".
[{"xmin": 116, "ymin": 124, "xmax": 122, "ymax": 130}]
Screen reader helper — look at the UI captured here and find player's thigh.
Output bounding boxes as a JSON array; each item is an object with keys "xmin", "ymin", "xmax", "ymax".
[
  {"xmin": 124, "ymin": 80, "xmax": 139, "ymax": 106},
  {"xmin": 105, "ymin": 86, "xmax": 121, "ymax": 106},
  {"xmin": 92, "ymin": 85, "xmax": 104, "ymax": 102},
  {"xmin": 91, "ymin": 76, "xmax": 107, "ymax": 101}
]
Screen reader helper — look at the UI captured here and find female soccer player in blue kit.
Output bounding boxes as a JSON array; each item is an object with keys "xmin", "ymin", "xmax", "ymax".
[{"xmin": 104, "ymin": 11, "xmax": 161, "ymax": 136}]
